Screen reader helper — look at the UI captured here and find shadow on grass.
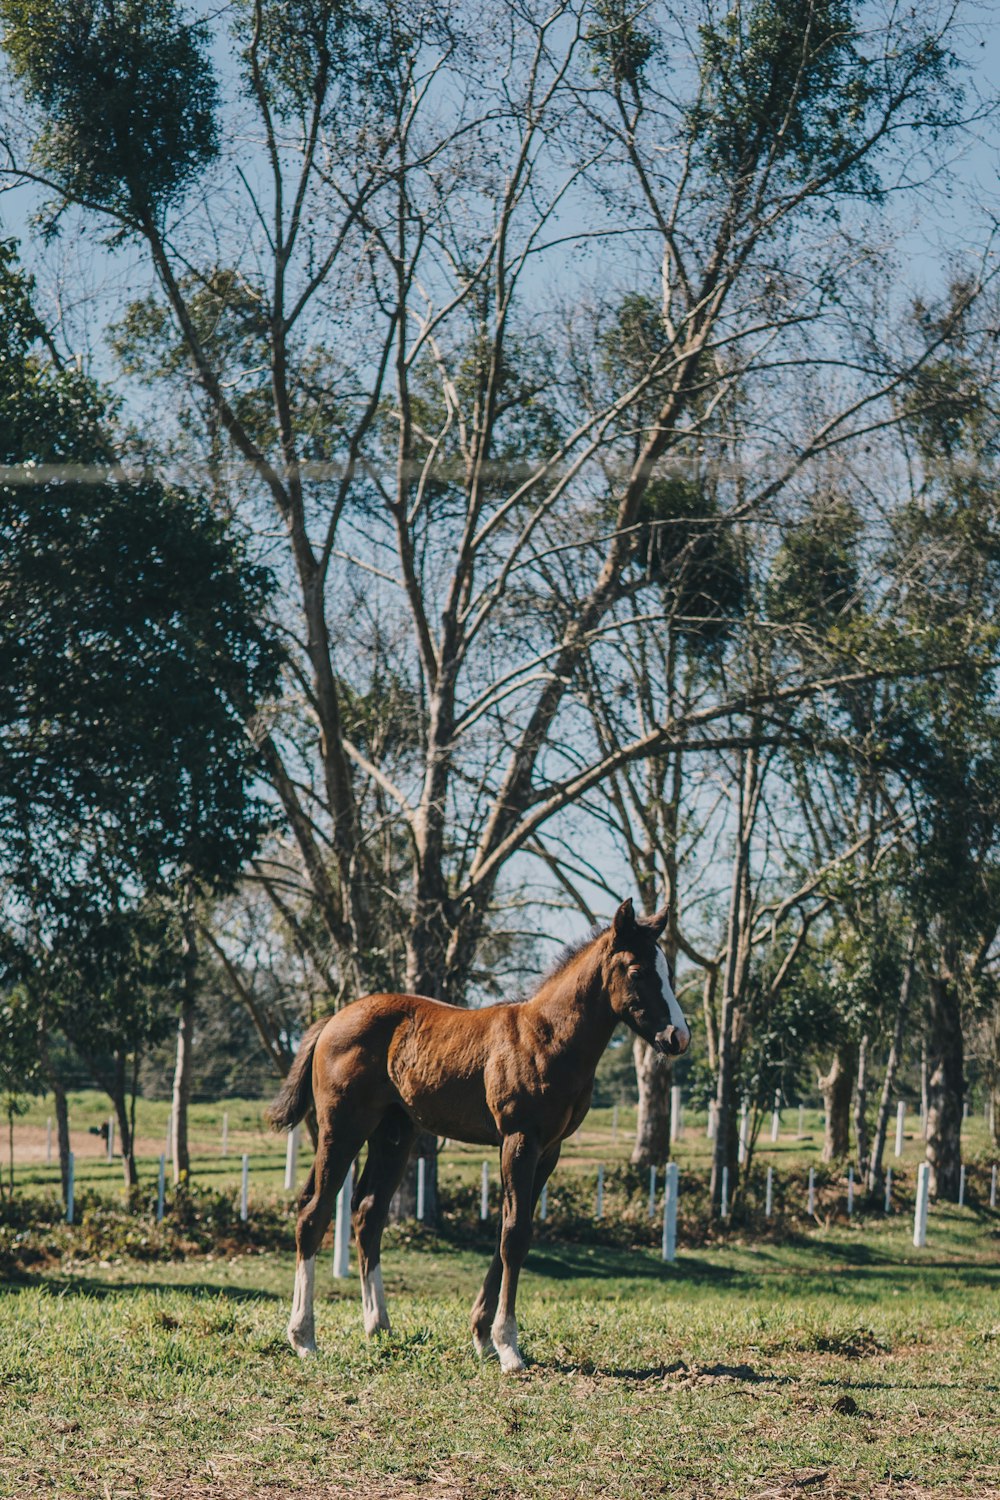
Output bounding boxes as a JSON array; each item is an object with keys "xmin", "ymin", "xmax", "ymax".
[
  {"xmin": 0, "ymin": 1271, "xmax": 281, "ymax": 1303},
  {"xmin": 524, "ymin": 1235, "xmax": 1000, "ymax": 1296}
]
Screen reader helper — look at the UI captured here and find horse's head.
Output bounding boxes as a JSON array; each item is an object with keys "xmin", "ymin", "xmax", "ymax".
[{"xmin": 606, "ymin": 898, "xmax": 691, "ymax": 1056}]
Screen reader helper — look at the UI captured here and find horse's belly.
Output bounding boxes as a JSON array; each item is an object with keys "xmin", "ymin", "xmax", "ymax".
[
  {"xmin": 387, "ymin": 1009, "xmax": 502, "ymax": 1144},
  {"xmin": 397, "ymin": 1078, "xmax": 501, "ymax": 1147}
]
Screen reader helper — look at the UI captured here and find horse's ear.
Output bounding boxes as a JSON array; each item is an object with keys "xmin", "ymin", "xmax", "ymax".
[
  {"xmin": 611, "ymin": 898, "xmax": 636, "ymax": 948},
  {"xmin": 639, "ymin": 902, "xmax": 670, "ymax": 938}
]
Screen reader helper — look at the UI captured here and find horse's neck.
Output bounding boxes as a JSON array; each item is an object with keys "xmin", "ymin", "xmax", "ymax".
[{"xmin": 528, "ymin": 941, "xmax": 616, "ymax": 1069}]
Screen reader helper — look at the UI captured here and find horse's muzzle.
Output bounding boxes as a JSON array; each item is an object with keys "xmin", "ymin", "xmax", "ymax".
[{"xmin": 655, "ymin": 1026, "xmax": 690, "ymax": 1056}]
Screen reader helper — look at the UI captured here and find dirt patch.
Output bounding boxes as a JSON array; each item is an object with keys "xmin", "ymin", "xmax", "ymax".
[
  {"xmin": 662, "ymin": 1358, "xmax": 777, "ymax": 1387},
  {"xmin": 757, "ymin": 1486, "xmax": 1000, "ymax": 1500}
]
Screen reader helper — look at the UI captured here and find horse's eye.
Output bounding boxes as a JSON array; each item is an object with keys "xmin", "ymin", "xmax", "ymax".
[{"xmin": 627, "ymin": 964, "xmax": 642, "ymax": 977}]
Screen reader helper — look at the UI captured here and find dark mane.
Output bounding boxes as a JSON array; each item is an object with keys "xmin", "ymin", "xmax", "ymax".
[{"xmin": 536, "ymin": 923, "xmax": 608, "ymax": 987}]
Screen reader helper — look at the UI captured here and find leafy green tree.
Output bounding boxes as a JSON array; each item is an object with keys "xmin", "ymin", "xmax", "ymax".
[
  {"xmin": 0, "ymin": 240, "xmax": 282, "ymax": 1190},
  {"xmin": 0, "ymin": 978, "xmax": 43, "ymax": 1199},
  {"xmin": 0, "ymin": 0, "xmax": 217, "ymax": 227},
  {"xmin": 0, "ymin": 0, "xmax": 985, "ymax": 1226}
]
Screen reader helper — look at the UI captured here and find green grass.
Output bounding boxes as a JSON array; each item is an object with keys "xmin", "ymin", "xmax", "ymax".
[
  {"xmin": 3, "ymin": 1093, "xmax": 998, "ymax": 1497},
  {"xmin": 1, "ymin": 1210, "xmax": 998, "ymax": 1498},
  {"xmin": 10, "ymin": 1090, "xmax": 998, "ymax": 1203}
]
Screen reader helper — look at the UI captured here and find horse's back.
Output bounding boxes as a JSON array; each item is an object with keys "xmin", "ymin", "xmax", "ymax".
[{"xmin": 312, "ymin": 991, "xmax": 517, "ymax": 1145}]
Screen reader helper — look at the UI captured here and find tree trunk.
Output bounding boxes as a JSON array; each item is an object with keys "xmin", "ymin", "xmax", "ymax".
[
  {"xmin": 42, "ymin": 1041, "xmax": 72, "ymax": 1207},
  {"xmin": 818, "ymin": 1043, "xmax": 856, "ymax": 1161},
  {"xmin": 51, "ymin": 1079, "xmax": 70, "ymax": 1205},
  {"xmin": 867, "ymin": 927, "xmax": 917, "ymax": 1196},
  {"xmin": 630, "ymin": 1036, "xmax": 672, "ymax": 1166},
  {"xmin": 111, "ymin": 1055, "xmax": 138, "ymax": 1188},
  {"xmin": 172, "ymin": 891, "xmax": 198, "ymax": 1184},
  {"xmin": 925, "ymin": 970, "xmax": 964, "ymax": 1201},
  {"xmin": 171, "ymin": 997, "xmax": 195, "ymax": 1185},
  {"xmin": 710, "ymin": 746, "xmax": 757, "ymax": 1216},
  {"xmin": 920, "ymin": 1041, "xmax": 929, "ymax": 1138},
  {"xmin": 853, "ymin": 1034, "xmax": 870, "ymax": 1178}
]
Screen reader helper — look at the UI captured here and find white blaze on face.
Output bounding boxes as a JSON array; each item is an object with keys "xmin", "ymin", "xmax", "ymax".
[{"xmin": 655, "ymin": 949, "xmax": 691, "ymax": 1052}]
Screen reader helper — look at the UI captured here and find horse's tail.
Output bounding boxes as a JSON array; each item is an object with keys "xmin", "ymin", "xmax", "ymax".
[{"xmin": 266, "ymin": 1017, "xmax": 328, "ymax": 1132}]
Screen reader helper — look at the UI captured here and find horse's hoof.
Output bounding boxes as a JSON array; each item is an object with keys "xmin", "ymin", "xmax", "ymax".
[
  {"xmin": 472, "ymin": 1330, "xmax": 495, "ymax": 1360},
  {"xmin": 288, "ymin": 1328, "xmax": 317, "ymax": 1358},
  {"xmin": 497, "ymin": 1350, "xmax": 527, "ymax": 1375}
]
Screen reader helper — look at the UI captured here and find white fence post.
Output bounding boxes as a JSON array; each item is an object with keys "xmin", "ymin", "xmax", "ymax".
[
  {"xmin": 333, "ymin": 1162, "xmax": 353, "ymax": 1278},
  {"xmin": 738, "ymin": 1102, "xmax": 748, "ymax": 1165},
  {"xmin": 284, "ymin": 1125, "xmax": 299, "ymax": 1192},
  {"xmin": 765, "ymin": 1165, "xmax": 774, "ymax": 1219},
  {"xmin": 416, "ymin": 1157, "xmax": 426, "ymax": 1221},
  {"xmin": 107, "ymin": 1117, "xmax": 115, "ymax": 1163},
  {"xmin": 797, "ymin": 1104, "xmax": 805, "ymax": 1139},
  {"xmin": 913, "ymin": 1161, "xmax": 930, "ymax": 1247},
  {"xmin": 221, "ymin": 1112, "xmax": 229, "ymax": 1157},
  {"xmin": 807, "ymin": 1166, "xmax": 815, "ymax": 1216},
  {"xmin": 596, "ymin": 1163, "xmax": 604, "ymax": 1219},
  {"xmin": 648, "ymin": 1164, "xmax": 657, "ymax": 1218},
  {"xmin": 66, "ymin": 1151, "xmax": 75, "ymax": 1225},
  {"xmin": 670, "ymin": 1085, "xmax": 683, "ymax": 1143},
  {"xmin": 771, "ymin": 1092, "xmax": 780, "ymax": 1143},
  {"xmin": 156, "ymin": 1154, "xmax": 166, "ymax": 1222},
  {"xmin": 46, "ymin": 1116, "xmax": 52, "ymax": 1165},
  {"xmin": 539, "ymin": 1183, "xmax": 548, "ymax": 1221},
  {"xmin": 884, "ymin": 1167, "xmax": 892, "ymax": 1214},
  {"xmin": 661, "ymin": 1162, "xmax": 678, "ymax": 1263},
  {"xmin": 480, "ymin": 1160, "xmax": 489, "ymax": 1220},
  {"xmin": 958, "ymin": 1164, "xmax": 965, "ymax": 1207},
  {"xmin": 240, "ymin": 1154, "xmax": 249, "ymax": 1221},
  {"xmin": 895, "ymin": 1101, "xmax": 905, "ymax": 1158},
  {"xmin": 720, "ymin": 1165, "xmax": 729, "ymax": 1218}
]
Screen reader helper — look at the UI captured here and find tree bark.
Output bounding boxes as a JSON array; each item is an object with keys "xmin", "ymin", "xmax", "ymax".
[
  {"xmin": 630, "ymin": 1036, "xmax": 673, "ymax": 1166},
  {"xmin": 853, "ymin": 1034, "xmax": 870, "ymax": 1178},
  {"xmin": 925, "ymin": 969, "xmax": 964, "ymax": 1201},
  {"xmin": 867, "ymin": 927, "xmax": 917, "ymax": 1196},
  {"xmin": 40, "ymin": 1024, "xmax": 72, "ymax": 1206},
  {"xmin": 111, "ymin": 1054, "xmax": 138, "ymax": 1187},
  {"xmin": 53, "ymin": 1074, "xmax": 71, "ymax": 1206},
  {"xmin": 710, "ymin": 746, "xmax": 757, "ymax": 1215},
  {"xmin": 818, "ymin": 1043, "xmax": 856, "ymax": 1161},
  {"xmin": 172, "ymin": 891, "xmax": 198, "ymax": 1184}
]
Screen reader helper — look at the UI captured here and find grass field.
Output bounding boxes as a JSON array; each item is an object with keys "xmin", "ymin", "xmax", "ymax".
[
  {"xmin": 2, "ymin": 1095, "xmax": 998, "ymax": 1498},
  {"xmin": 2, "ymin": 1212, "xmax": 998, "ymax": 1499},
  {"xmin": 8, "ymin": 1089, "xmax": 998, "ymax": 1204}
]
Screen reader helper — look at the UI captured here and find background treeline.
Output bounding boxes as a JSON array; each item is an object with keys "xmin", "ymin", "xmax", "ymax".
[{"xmin": 1, "ymin": 0, "xmax": 998, "ymax": 1217}]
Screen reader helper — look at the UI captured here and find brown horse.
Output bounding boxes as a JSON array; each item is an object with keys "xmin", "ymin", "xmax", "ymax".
[{"xmin": 268, "ymin": 897, "xmax": 690, "ymax": 1372}]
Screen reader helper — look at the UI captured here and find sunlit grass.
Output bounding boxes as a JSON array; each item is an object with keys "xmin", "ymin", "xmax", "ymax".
[{"xmin": 1, "ymin": 1214, "xmax": 998, "ymax": 1498}]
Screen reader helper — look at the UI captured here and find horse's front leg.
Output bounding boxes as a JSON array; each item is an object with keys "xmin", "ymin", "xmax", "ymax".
[{"xmin": 490, "ymin": 1131, "xmax": 540, "ymax": 1374}]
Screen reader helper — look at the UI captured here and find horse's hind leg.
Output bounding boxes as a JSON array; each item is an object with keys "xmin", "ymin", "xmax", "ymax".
[
  {"xmin": 470, "ymin": 1225, "xmax": 503, "ymax": 1360},
  {"xmin": 288, "ymin": 1117, "xmax": 366, "ymax": 1357},
  {"xmin": 351, "ymin": 1108, "xmax": 416, "ymax": 1336}
]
